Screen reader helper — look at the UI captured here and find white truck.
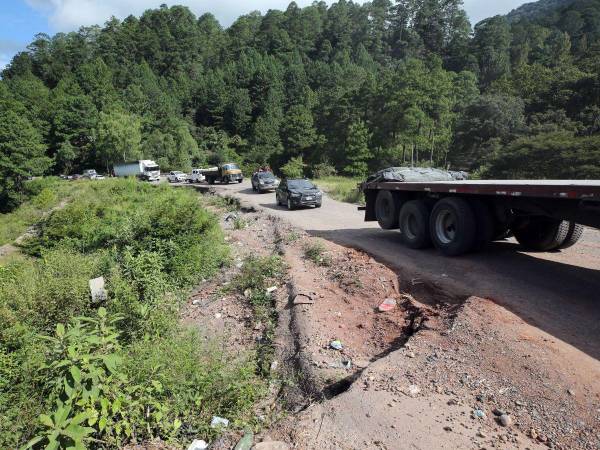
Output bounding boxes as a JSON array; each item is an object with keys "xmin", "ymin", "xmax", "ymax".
[{"xmin": 113, "ymin": 160, "xmax": 160, "ymax": 182}]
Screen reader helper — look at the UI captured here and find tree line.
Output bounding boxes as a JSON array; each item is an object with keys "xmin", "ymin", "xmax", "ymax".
[{"xmin": 1, "ymin": 0, "xmax": 600, "ymax": 210}]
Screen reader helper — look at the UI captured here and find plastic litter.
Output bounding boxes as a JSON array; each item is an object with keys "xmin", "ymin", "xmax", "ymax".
[
  {"xmin": 234, "ymin": 431, "xmax": 254, "ymax": 450},
  {"xmin": 377, "ymin": 298, "xmax": 396, "ymax": 312},
  {"xmin": 187, "ymin": 439, "xmax": 208, "ymax": 450},
  {"xmin": 89, "ymin": 276, "xmax": 107, "ymax": 303},
  {"xmin": 330, "ymin": 340, "xmax": 343, "ymax": 350},
  {"xmin": 210, "ymin": 416, "xmax": 229, "ymax": 428}
]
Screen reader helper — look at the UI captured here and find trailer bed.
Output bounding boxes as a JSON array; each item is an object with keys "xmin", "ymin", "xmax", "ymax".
[{"xmin": 366, "ymin": 180, "xmax": 600, "ymax": 200}]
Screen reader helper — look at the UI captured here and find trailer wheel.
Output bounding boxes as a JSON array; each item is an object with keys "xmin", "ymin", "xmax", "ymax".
[
  {"xmin": 512, "ymin": 217, "xmax": 570, "ymax": 251},
  {"xmin": 375, "ymin": 191, "xmax": 400, "ymax": 230},
  {"xmin": 430, "ymin": 197, "xmax": 476, "ymax": 256},
  {"xmin": 399, "ymin": 200, "xmax": 432, "ymax": 249},
  {"xmin": 471, "ymin": 200, "xmax": 495, "ymax": 251},
  {"xmin": 557, "ymin": 223, "xmax": 584, "ymax": 250}
]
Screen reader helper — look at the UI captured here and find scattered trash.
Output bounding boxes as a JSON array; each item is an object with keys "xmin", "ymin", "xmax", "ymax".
[
  {"xmin": 244, "ymin": 288, "xmax": 252, "ymax": 298},
  {"xmin": 224, "ymin": 212, "xmax": 238, "ymax": 222},
  {"xmin": 330, "ymin": 340, "xmax": 343, "ymax": 350},
  {"xmin": 236, "ymin": 262, "xmax": 244, "ymax": 269},
  {"xmin": 498, "ymin": 414, "xmax": 512, "ymax": 427},
  {"xmin": 89, "ymin": 276, "xmax": 107, "ymax": 303},
  {"xmin": 210, "ymin": 416, "xmax": 229, "ymax": 428},
  {"xmin": 192, "ymin": 299, "xmax": 201, "ymax": 305},
  {"xmin": 377, "ymin": 298, "xmax": 396, "ymax": 312},
  {"xmin": 293, "ymin": 292, "xmax": 315, "ymax": 305},
  {"xmin": 567, "ymin": 388, "xmax": 575, "ymax": 396},
  {"xmin": 407, "ymin": 351, "xmax": 416, "ymax": 358},
  {"xmin": 266, "ymin": 286, "xmax": 278, "ymax": 294},
  {"xmin": 188, "ymin": 439, "xmax": 209, "ymax": 450},
  {"xmin": 477, "ymin": 430, "xmax": 487, "ymax": 438},
  {"xmin": 404, "ymin": 384, "xmax": 421, "ymax": 397},
  {"xmin": 234, "ymin": 431, "xmax": 254, "ymax": 450},
  {"xmin": 342, "ymin": 359, "xmax": 352, "ymax": 369},
  {"xmin": 472, "ymin": 409, "xmax": 486, "ymax": 419},
  {"xmin": 214, "ymin": 313, "xmax": 222, "ymax": 319}
]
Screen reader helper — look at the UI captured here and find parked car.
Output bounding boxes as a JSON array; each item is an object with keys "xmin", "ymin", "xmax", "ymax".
[
  {"xmin": 82, "ymin": 169, "xmax": 98, "ymax": 179},
  {"xmin": 167, "ymin": 171, "xmax": 187, "ymax": 183},
  {"xmin": 188, "ymin": 168, "xmax": 206, "ymax": 183},
  {"xmin": 251, "ymin": 171, "xmax": 280, "ymax": 192},
  {"xmin": 275, "ymin": 178, "xmax": 322, "ymax": 210}
]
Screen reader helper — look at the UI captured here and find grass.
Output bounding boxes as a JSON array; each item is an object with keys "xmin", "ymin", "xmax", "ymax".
[
  {"xmin": 0, "ymin": 177, "xmax": 78, "ymax": 246},
  {"xmin": 0, "ymin": 178, "xmax": 267, "ymax": 449},
  {"xmin": 314, "ymin": 176, "xmax": 365, "ymax": 205},
  {"xmin": 303, "ymin": 239, "xmax": 332, "ymax": 267}
]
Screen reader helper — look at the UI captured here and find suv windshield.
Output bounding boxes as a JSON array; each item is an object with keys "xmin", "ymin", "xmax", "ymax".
[
  {"xmin": 288, "ymin": 179, "xmax": 315, "ymax": 189},
  {"xmin": 223, "ymin": 164, "xmax": 239, "ymax": 170}
]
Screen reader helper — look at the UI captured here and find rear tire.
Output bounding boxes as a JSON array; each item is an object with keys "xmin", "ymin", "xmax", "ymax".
[
  {"xmin": 558, "ymin": 223, "xmax": 584, "ymax": 250},
  {"xmin": 513, "ymin": 217, "xmax": 570, "ymax": 251},
  {"xmin": 430, "ymin": 197, "xmax": 477, "ymax": 256},
  {"xmin": 398, "ymin": 200, "xmax": 431, "ymax": 249},
  {"xmin": 375, "ymin": 191, "xmax": 400, "ymax": 230}
]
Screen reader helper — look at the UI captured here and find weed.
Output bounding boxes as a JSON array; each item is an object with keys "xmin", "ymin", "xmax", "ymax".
[
  {"xmin": 303, "ymin": 240, "xmax": 332, "ymax": 266},
  {"xmin": 233, "ymin": 216, "xmax": 247, "ymax": 230},
  {"xmin": 314, "ymin": 176, "xmax": 365, "ymax": 205}
]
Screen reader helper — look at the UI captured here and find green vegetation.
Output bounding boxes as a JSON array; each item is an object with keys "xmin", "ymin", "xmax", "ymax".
[
  {"xmin": 303, "ymin": 240, "xmax": 332, "ymax": 267},
  {"xmin": 0, "ymin": 179, "xmax": 266, "ymax": 448},
  {"xmin": 0, "ymin": 177, "xmax": 75, "ymax": 245},
  {"xmin": 1, "ymin": 0, "xmax": 599, "ymax": 213},
  {"xmin": 315, "ymin": 176, "xmax": 365, "ymax": 205},
  {"xmin": 230, "ymin": 255, "xmax": 286, "ymax": 375}
]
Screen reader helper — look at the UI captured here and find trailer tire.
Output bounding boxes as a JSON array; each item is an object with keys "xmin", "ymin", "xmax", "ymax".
[
  {"xmin": 399, "ymin": 200, "xmax": 432, "ymax": 249},
  {"xmin": 430, "ymin": 197, "xmax": 476, "ymax": 256},
  {"xmin": 513, "ymin": 217, "xmax": 570, "ymax": 251},
  {"xmin": 375, "ymin": 190, "xmax": 400, "ymax": 230},
  {"xmin": 557, "ymin": 222, "xmax": 584, "ymax": 250},
  {"xmin": 471, "ymin": 199, "xmax": 495, "ymax": 251}
]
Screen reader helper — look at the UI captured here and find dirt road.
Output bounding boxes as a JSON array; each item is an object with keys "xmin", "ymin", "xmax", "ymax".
[
  {"xmin": 208, "ymin": 180, "xmax": 600, "ymax": 363},
  {"xmin": 184, "ymin": 180, "xmax": 600, "ymax": 449}
]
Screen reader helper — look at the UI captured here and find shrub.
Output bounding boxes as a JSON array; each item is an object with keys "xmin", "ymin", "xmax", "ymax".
[
  {"xmin": 280, "ymin": 156, "xmax": 305, "ymax": 179},
  {"xmin": 303, "ymin": 240, "xmax": 331, "ymax": 266}
]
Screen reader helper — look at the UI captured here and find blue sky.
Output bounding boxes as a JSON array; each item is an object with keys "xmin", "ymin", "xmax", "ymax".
[{"xmin": 0, "ymin": 0, "xmax": 528, "ymax": 71}]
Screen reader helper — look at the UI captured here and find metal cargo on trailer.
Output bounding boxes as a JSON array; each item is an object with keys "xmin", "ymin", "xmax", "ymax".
[{"xmin": 113, "ymin": 160, "xmax": 160, "ymax": 182}]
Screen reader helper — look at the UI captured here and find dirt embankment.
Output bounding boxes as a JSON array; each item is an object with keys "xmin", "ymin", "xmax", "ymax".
[{"xmin": 181, "ymin": 192, "xmax": 599, "ymax": 450}]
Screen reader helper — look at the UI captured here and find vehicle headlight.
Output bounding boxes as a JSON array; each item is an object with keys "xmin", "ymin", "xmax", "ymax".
[{"xmin": 290, "ymin": 192, "xmax": 301, "ymax": 198}]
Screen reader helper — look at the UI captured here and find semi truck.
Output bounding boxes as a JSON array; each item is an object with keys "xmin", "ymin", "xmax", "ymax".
[
  {"xmin": 360, "ymin": 170, "xmax": 600, "ymax": 256},
  {"xmin": 113, "ymin": 160, "xmax": 160, "ymax": 182},
  {"xmin": 203, "ymin": 163, "xmax": 243, "ymax": 184}
]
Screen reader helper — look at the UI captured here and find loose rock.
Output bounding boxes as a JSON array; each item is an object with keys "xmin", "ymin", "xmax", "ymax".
[{"xmin": 499, "ymin": 414, "xmax": 512, "ymax": 427}]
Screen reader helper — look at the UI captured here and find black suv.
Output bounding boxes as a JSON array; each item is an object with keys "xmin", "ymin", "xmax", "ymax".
[{"xmin": 275, "ymin": 178, "xmax": 322, "ymax": 210}]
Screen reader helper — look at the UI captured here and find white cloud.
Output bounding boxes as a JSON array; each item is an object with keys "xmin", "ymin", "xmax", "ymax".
[
  {"xmin": 25, "ymin": 0, "xmax": 336, "ymax": 31},
  {"xmin": 0, "ymin": 40, "xmax": 26, "ymax": 73},
  {"xmin": 25, "ymin": 1, "xmax": 529, "ymax": 33}
]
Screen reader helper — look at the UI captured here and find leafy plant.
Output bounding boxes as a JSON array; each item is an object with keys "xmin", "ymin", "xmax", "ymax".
[{"xmin": 303, "ymin": 240, "xmax": 331, "ymax": 266}]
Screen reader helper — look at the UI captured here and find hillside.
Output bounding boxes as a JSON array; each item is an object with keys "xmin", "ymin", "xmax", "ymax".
[
  {"xmin": 1, "ymin": 0, "xmax": 600, "ymax": 211},
  {"xmin": 506, "ymin": 0, "xmax": 575, "ymax": 21}
]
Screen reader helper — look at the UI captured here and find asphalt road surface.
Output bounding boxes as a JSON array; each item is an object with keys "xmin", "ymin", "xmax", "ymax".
[{"xmin": 197, "ymin": 179, "xmax": 600, "ymax": 365}]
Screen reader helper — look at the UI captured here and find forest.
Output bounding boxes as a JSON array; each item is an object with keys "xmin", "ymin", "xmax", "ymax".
[{"xmin": 1, "ymin": 0, "xmax": 600, "ymax": 210}]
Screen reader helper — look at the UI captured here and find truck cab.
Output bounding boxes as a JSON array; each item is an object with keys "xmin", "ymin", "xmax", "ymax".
[{"xmin": 205, "ymin": 163, "xmax": 243, "ymax": 184}]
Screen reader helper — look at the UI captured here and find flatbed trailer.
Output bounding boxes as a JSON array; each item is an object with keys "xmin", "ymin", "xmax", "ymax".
[{"xmin": 361, "ymin": 179, "xmax": 600, "ymax": 256}]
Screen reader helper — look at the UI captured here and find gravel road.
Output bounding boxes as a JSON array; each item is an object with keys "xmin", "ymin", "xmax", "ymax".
[{"xmin": 205, "ymin": 180, "xmax": 600, "ymax": 365}]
